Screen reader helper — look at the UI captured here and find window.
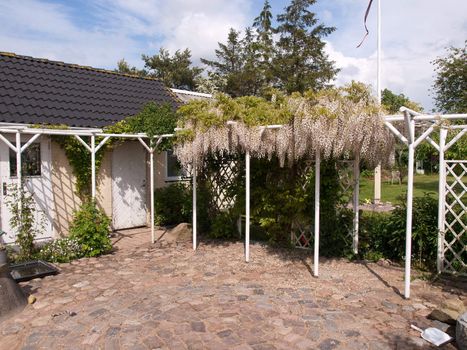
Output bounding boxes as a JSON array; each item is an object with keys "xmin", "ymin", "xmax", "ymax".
[
  {"xmin": 165, "ymin": 150, "xmax": 187, "ymax": 181},
  {"xmin": 9, "ymin": 143, "xmax": 41, "ymax": 177}
]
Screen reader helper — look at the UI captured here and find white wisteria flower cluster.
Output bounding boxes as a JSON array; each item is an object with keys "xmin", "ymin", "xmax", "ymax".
[{"xmin": 174, "ymin": 82, "xmax": 394, "ymax": 168}]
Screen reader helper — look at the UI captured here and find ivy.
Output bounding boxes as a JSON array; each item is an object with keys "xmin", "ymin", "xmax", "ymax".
[{"xmin": 36, "ymin": 102, "xmax": 177, "ymax": 198}]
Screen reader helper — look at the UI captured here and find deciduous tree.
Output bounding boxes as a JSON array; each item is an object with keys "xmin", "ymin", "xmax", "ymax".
[{"xmin": 432, "ymin": 42, "xmax": 467, "ymax": 113}]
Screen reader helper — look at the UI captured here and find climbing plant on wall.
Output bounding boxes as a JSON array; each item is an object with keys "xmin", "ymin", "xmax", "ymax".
[{"xmin": 37, "ymin": 102, "xmax": 178, "ymax": 198}]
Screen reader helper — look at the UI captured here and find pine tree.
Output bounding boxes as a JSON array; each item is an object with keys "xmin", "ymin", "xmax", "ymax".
[
  {"xmin": 273, "ymin": 0, "xmax": 338, "ymax": 93},
  {"xmin": 115, "ymin": 59, "xmax": 147, "ymax": 77},
  {"xmin": 142, "ymin": 48, "xmax": 203, "ymax": 90},
  {"xmin": 201, "ymin": 29, "xmax": 245, "ymax": 96},
  {"xmin": 253, "ymin": 0, "xmax": 274, "ymax": 86},
  {"xmin": 240, "ymin": 28, "xmax": 263, "ymax": 95}
]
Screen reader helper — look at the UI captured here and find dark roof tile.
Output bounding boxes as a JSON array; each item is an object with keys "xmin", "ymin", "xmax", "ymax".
[{"xmin": 0, "ymin": 52, "xmax": 180, "ymax": 128}]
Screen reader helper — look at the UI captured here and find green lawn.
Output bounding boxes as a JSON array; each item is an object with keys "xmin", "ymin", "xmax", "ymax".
[{"xmin": 359, "ymin": 174, "xmax": 439, "ymax": 204}]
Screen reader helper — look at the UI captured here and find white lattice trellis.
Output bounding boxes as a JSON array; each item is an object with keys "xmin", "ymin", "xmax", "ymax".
[
  {"xmin": 207, "ymin": 158, "xmax": 239, "ymax": 211},
  {"xmin": 291, "ymin": 160, "xmax": 357, "ymax": 250},
  {"xmin": 291, "ymin": 221, "xmax": 314, "ymax": 249},
  {"xmin": 441, "ymin": 161, "xmax": 466, "ymax": 275},
  {"xmin": 337, "ymin": 160, "xmax": 354, "ymax": 198}
]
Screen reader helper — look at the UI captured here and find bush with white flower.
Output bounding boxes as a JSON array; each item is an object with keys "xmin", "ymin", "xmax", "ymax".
[{"xmin": 38, "ymin": 237, "xmax": 83, "ymax": 263}]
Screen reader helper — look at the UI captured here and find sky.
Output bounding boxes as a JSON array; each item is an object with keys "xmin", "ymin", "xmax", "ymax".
[{"xmin": 0, "ymin": 0, "xmax": 466, "ymax": 111}]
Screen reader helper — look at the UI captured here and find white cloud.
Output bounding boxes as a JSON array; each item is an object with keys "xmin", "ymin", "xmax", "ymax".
[
  {"xmin": 321, "ymin": 0, "xmax": 467, "ymax": 110},
  {"xmin": 0, "ymin": 0, "xmax": 464, "ymax": 110},
  {"xmin": 95, "ymin": 0, "xmax": 251, "ymax": 62},
  {"xmin": 0, "ymin": 0, "xmax": 251, "ymax": 69}
]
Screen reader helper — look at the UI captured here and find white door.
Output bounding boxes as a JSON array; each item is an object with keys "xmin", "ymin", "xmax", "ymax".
[
  {"xmin": 112, "ymin": 142, "xmax": 147, "ymax": 230},
  {"xmin": 0, "ymin": 135, "xmax": 54, "ymax": 244}
]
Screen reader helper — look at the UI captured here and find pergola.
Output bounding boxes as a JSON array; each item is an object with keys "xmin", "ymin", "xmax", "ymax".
[
  {"xmin": 188, "ymin": 108, "xmax": 466, "ymax": 300},
  {"xmin": 0, "ymin": 123, "xmax": 174, "ymax": 244},
  {"xmin": 0, "ymin": 106, "xmax": 465, "ymax": 300},
  {"xmin": 384, "ymin": 107, "xmax": 467, "ymax": 298}
]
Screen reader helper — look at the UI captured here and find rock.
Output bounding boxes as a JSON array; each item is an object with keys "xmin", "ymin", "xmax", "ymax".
[
  {"xmin": 428, "ymin": 308, "xmax": 460, "ymax": 325},
  {"xmin": 407, "ymin": 336, "xmax": 426, "ymax": 348},
  {"xmin": 28, "ymin": 295, "xmax": 36, "ymax": 304},
  {"xmin": 165, "ymin": 223, "xmax": 192, "ymax": 243},
  {"xmin": 432, "ymin": 320, "xmax": 450, "ymax": 332},
  {"xmin": 457, "ymin": 312, "xmax": 467, "ymax": 350},
  {"xmin": 442, "ymin": 298, "xmax": 465, "ymax": 314},
  {"xmin": 413, "ymin": 303, "xmax": 427, "ymax": 310},
  {"xmin": 191, "ymin": 321, "xmax": 206, "ymax": 332},
  {"xmin": 2, "ymin": 322, "xmax": 24, "ymax": 335},
  {"xmin": 377, "ymin": 258, "xmax": 391, "ymax": 266},
  {"xmin": 382, "ymin": 300, "xmax": 397, "ymax": 310},
  {"xmin": 318, "ymin": 338, "xmax": 340, "ymax": 350},
  {"xmin": 72, "ymin": 281, "xmax": 90, "ymax": 288}
]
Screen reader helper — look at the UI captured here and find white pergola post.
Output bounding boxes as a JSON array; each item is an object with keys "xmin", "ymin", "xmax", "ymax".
[
  {"xmin": 314, "ymin": 152, "xmax": 321, "ymax": 277},
  {"xmin": 150, "ymin": 149, "xmax": 155, "ymax": 244},
  {"xmin": 404, "ymin": 111, "xmax": 415, "ymax": 299},
  {"xmin": 137, "ymin": 136, "xmax": 160, "ymax": 244},
  {"xmin": 373, "ymin": 0, "xmax": 382, "ymax": 204},
  {"xmin": 192, "ymin": 161, "xmax": 197, "ymax": 251},
  {"xmin": 91, "ymin": 134, "xmax": 96, "ymax": 199},
  {"xmin": 352, "ymin": 154, "xmax": 360, "ymax": 254},
  {"xmin": 15, "ymin": 131, "xmax": 21, "ymax": 185},
  {"xmin": 437, "ymin": 128, "xmax": 448, "ymax": 273},
  {"xmin": 245, "ymin": 150, "xmax": 250, "ymax": 262}
]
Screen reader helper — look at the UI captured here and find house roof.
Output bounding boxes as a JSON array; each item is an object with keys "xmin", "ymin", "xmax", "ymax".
[{"xmin": 0, "ymin": 52, "xmax": 180, "ymax": 128}]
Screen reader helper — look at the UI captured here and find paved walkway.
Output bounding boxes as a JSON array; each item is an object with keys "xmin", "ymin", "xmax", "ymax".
[{"xmin": 1, "ymin": 233, "xmax": 465, "ymax": 349}]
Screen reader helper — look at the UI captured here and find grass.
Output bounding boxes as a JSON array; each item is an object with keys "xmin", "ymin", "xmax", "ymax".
[{"xmin": 359, "ymin": 174, "xmax": 439, "ymax": 204}]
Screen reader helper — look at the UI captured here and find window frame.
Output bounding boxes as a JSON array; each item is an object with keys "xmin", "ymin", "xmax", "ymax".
[
  {"xmin": 164, "ymin": 150, "xmax": 189, "ymax": 182},
  {"xmin": 9, "ymin": 142, "xmax": 42, "ymax": 178}
]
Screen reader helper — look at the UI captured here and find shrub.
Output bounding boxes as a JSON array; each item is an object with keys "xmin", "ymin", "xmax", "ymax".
[
  {"xmin": 209, "ymin": 211, "xmax": 237, "ymax": 239},
  {"xmin": 385, "ymin": 194, "xmax": 438, "ymax": 270},
  {"xmin": 359, "ymin": 211, "xmax": 391, "ymax": 260},
  {"xmin": 154, "ymin": 183, "xmax": 192, "ymax": 226},
  {"xmin": 359, "ymin": 194, "xmax": 438, "ymax": 270},
  {"xmin": 38, "ymin": 237, "xmax": 83, "ymax": 263},
  {"xmin": 69, "ymin": 200, "xmax": 112, "ymax": 257},
  {"xmin": 5, "ymin": 183, "xmax": 45, "ymax": 261}
]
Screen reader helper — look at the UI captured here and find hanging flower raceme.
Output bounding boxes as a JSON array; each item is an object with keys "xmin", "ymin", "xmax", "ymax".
[{"xmin": 174, "ymin": 82, "xmax": 394, "ymax": 168}]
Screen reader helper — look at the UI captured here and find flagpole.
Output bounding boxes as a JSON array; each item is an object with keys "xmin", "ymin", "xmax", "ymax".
[
  {"xmin": 377, "ymin": 0, "xmax": 381, "ymax": 103},
  {"xmin": 374, "ymin": 0, "xmax": 382, "ymax": 204}
]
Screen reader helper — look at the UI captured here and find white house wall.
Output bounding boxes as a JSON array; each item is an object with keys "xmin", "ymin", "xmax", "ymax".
[
  {"xmin": 0, "ymin": 135, "xmax": 54, "ymax": 243},
  {"xmin": 51, "ymin": 141, "xmax": 112, "ymax": 236}
]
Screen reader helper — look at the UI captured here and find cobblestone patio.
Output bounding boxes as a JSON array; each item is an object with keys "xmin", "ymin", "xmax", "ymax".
[{"xmin": 1, "ymin": 230, "xmax": 465, "ymax": 349}]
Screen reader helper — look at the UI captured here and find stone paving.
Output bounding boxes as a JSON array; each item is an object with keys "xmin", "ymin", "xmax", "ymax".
[{"xmin": 1, "ymin": 232, "xmax": 465, "ymax": 349}]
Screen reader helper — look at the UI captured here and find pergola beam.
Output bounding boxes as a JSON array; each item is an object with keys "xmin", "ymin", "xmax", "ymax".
[
  {"xmin": 0, "ymin": 133, "xmax": 17, "ymax": 152},
  {"xmin": 385, "ymin": 113, "xmax": 467, "ymax": 122},
  {"xmin": 445, "ymin": 129, "xmax": 466, "ymax": 151},
  {"xmin": 74, "ymin": 135, "xmax": 92, "ymax": 152},
  {"xmin": 20, "ymin": 134, "xmax": 41, "ymax": 153}
]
